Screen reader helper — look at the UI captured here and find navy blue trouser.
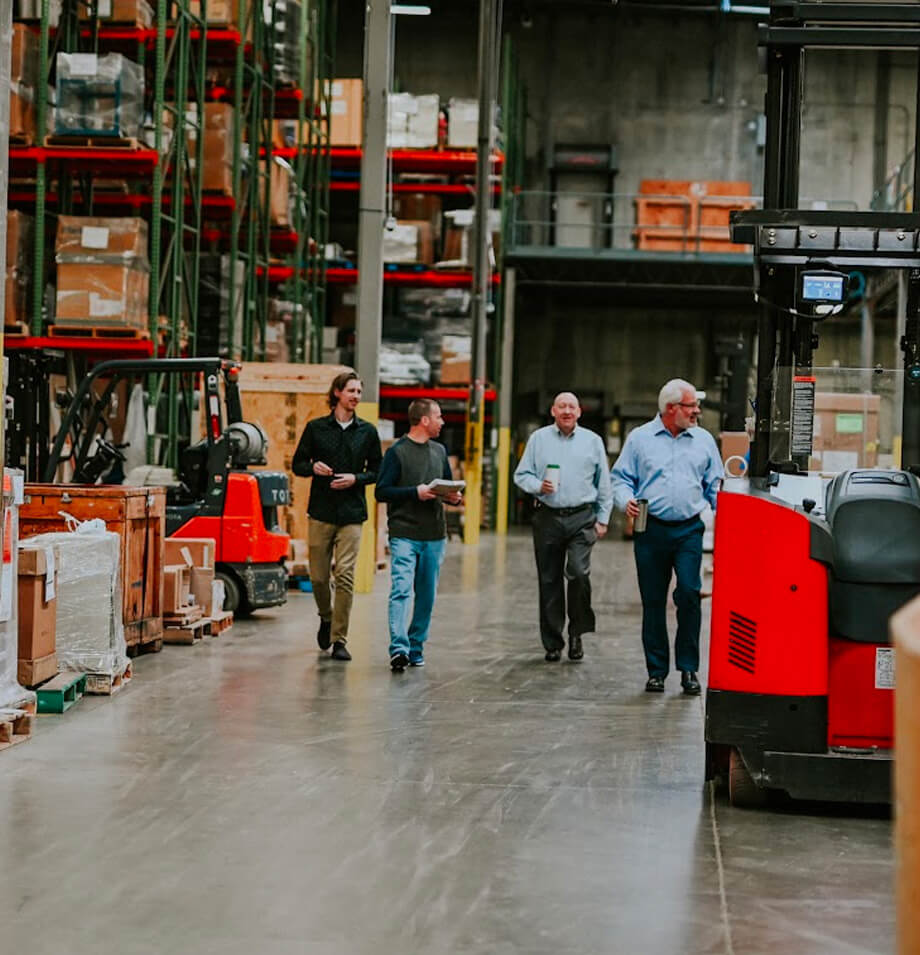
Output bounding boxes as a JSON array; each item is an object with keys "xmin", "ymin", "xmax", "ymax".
[{"xmin": 633, "ymin": 516, "xmax": 704, "ymax": 679}]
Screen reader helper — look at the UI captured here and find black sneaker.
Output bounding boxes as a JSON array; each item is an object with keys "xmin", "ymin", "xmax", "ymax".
[
  {"xmin": 544, "ymin": 649, "xmax": 562, "ymax": 662},
  {"xmin": 331, "ymin": 641, "xmax": 352, "ymax": 661},
  {"xmin": 645, "ymin": 676, "xmax": 666, "ymax": 693},
  {"xmin": 680, "ymin": 671, "xmax": 701, "ymax": 696},
  {"xmin": 390, "ymin": 652, "xmax": 409, "ymax": 672},
  {"xmin": 408, "ymin": 651, "xmax": 425, "ymax": 667},
  {"xmin": 317, "ymin": 618, "xmax": 332, "ymax": 651}
]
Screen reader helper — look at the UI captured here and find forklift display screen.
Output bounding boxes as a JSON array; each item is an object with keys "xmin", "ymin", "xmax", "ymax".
[{"xmin": 801, "ymin": 273, "xmax": 846, "ymax": 302}]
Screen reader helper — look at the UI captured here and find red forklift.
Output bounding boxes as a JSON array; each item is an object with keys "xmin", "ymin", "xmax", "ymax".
[
  {"xmin": 705, "ymin": 2, "xmax": 920, "ymax": 806},
  {"xmin": 44, "ymin": 358, "xmax": 290, "ymax": 616}
]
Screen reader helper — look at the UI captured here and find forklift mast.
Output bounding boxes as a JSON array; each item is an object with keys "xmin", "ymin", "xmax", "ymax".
[
  {"xmin": 734, "ymin": 2, "xmax": 920, "ymax": 477},
  {"xmin": 43, "ymin": 357, "xmax": 241, "ymax": 485}
]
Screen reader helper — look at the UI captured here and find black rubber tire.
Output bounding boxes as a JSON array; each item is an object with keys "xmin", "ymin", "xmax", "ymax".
[
  {"xmin": 728, "ymin": 748, "xmax": 768, "ymax": 809},
  {"xmin": 215, "ymin": 571, "xmax": 241, "ymax": 614}
]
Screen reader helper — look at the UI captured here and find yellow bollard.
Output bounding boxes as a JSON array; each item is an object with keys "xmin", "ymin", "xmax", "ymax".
[
  {"xmin": 354, "ymin": 400, "xmax": 379, "ymax": 594},
  {"xmin": 893, "ymin": 595, "xmax": 920, "ymax": 955}
]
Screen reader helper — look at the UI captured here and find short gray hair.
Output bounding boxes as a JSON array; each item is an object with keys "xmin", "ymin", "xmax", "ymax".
[{"xmin": 658, "ymin": 378, "xmax": 696, "ymax": 413}]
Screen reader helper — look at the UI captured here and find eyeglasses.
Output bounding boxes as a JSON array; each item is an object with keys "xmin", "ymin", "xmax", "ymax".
[{"xmin": 676, "ymin": 402, "xmax": 700, "ymax": 409}]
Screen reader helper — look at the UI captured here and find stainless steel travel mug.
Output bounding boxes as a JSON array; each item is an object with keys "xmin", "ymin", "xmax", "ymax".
[{"xmin": 634, "ymin": 499, "xmax": 649, "ymax": 533}]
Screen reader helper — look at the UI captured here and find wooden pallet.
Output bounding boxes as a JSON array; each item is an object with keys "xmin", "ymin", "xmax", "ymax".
[
  {"xmin": 209, "ymin": 611, "xmax": 233, "ymax": 636},
  {"xmin": 36, "ymin": 672, "xmax": 87, "ymax": 714},
  {"xmin": 4, "ymin": 322, "xmax": 30, "ymax": 338},
  {"xmin": 126, "ymin": 637, "xmax": 164, "ymax": 658},
  {"xmin": 0, "ymin": 701, "xmax": 36, "ymax": 751},
  {"xmin": 85, "ymin": 662, "xmax": 133, "ymax": 696},
  {"xmin": 48, "ymin": 324, "xmax": 151, "ymax": 341},
  {"xmin": 8, "ymin": 134, "xmax": 32, "ymax": 147},
  {"xmin": 164, "ymin": 606, "xmax": 204, "ymax": 628},
  {"xmin": 45, "ymin": 135, "xmax": 142, "ymax": 150},
  {"xmin": 163, "ymin": 618, "xmax": 210, "ymax": 645}
]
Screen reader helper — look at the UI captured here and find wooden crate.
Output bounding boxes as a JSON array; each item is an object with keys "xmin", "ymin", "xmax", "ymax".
[
  {"xmin": 20, "ymin": 485, "xmax": 165, "ymax": 648},
  {"xmin": 237, "ymin": 362, "xmax": 349, "ymax": 544}
]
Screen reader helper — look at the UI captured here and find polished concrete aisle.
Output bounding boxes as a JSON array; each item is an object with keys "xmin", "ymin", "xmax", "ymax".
[{"xmin": 0, "ymin": 533, "xmax": 893, "ymax": 954}]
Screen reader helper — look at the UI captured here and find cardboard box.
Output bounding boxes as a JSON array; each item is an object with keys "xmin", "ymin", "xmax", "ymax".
[
  {"xmin": 5, "ymin": 272, "xmax": 26, "ymax": 326},
  {"xmin": 164, "ymin": 537, "xmax": 215, "ymax": 570},
  {"xmin": 197, "ymin": 103, "xmax": 234, "ymax": 195},
  {"xmin": 326, "ymin": 78, "xmax": 363, "ymax": 147},
  {"xmin": 383, "ymin": 221, "xmax": 433, "ymax": 264},
  {"xmin": 393, "ymin": 193, "xmax": 442, "ymax": 242},
  {"xmin": 440, "ymin": 334, "xmax": 471, "ymax": 384},
  {"xmin": 17, "ymin": 544, "xmax": 58, "ymax": 687},
  {"xmin": 55, "ymin": 261, "xmax": 149, "ymax": 326},
  {"xmin": 79, "ymin": 0, "xmax": 153, "ymax": 25},
  {"xmin": 189, "ymin": 0, "xmax": 240, "ymax": 26},
  {"xmin": 387, "ymin": 93, "xmax": 439, "ymax": 149},
  {"xmin": 191, "ymin": 566, "xmax": 215, "ymax": 617},
  {"xmin": 811, "ymin": 392, "xmax": 880, "ymax": 468},
  {"xmin": 11, "ymin": 23, "xmax": 38, "ymax": 88},
  {"xmin": 56, "ymin": 215, "xmax": 148, "ymax": 261},
  {"xmin": 9, "ymin": 87, "xmax": 36, "ymax": 143},
  {"xmin": 7, "ymin": 211, "xmax": 33, "ymax": 271},
  {"xmin": 163, "ymin": 563, "xmax": 192, "ymax": 613},
  {"xmin": 447, "ymin": 97, "xmax": 478, "ymax": 149}
]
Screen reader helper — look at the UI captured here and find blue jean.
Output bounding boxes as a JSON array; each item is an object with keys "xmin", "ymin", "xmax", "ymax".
[
  {"xmin": 633, "ymin": 517, "xmax": 704, "ymax": 678},
  {"xmin": 387, "ymin": 537, "xmax": 447, "ymax": 658}
]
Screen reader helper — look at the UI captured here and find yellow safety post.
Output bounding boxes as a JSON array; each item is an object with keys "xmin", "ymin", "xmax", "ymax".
[
  {"xmin": 354, "ymin": 400, "xmax": 379, "ymax": 594},
  {"xmin": 494, "ymin": 426, "xmax": 511, "ymax": 534},
  {"xmin": 463, "ymin": 406, "xmax": 484, "ymax": 546},
  {"xmin": 893, "ymin": 595, "xmax": 920, "ymax": 955}
]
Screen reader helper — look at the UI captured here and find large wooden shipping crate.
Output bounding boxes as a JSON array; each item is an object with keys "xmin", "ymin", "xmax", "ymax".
[
  {"xmin": 19, "ymin": 485, "xmax": 165, "ymax": 650},
  {"xmin": 237, "ymin": 363, "xmax": 349, "ymax": 543}
]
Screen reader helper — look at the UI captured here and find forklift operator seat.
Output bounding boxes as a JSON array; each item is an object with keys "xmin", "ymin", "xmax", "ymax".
[
  {"xmin": 179, "ymin": 439, "xmax": 210, "ymax": 500},
  {"xmin": 824, "ymin": 470, "xmax": 920, "ymax": 642}
]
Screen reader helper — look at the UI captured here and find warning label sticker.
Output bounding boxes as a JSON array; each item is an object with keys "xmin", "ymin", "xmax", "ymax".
[{"xmin": 876, "ymin": 647, "xmax": 895, "ymax": 690}]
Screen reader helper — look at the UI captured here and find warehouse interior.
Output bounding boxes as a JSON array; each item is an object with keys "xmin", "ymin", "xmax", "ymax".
[{"xmin": 0, "ymin": 1, "xmax": 917, "ymax": 952}]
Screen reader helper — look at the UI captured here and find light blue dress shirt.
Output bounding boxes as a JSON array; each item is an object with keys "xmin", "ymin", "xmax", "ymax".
[
  {"xmin": 513, "ymin": 424, "xmax": 614, "ymax": 523},
  {"xmin": 610, "ymin": 415, "xmax": 723, "ymax": 520}
]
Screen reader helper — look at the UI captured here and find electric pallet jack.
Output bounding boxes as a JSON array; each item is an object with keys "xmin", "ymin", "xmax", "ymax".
[
  {"xmin": 704, "ymin": 3, "xmax": 920, "ymax": 807},
  {"xmin": 44, "ymin": 358, "xmax": 290, "ymax": 616}
]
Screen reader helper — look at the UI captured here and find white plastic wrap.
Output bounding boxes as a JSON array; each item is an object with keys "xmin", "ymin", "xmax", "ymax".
[
  {"xmin": 55, "ymin": 52, "xmax": 144, "ymax": 139},
  {"xmin": 0, "ymin": 470, "xmax": 35, "ymax": 712},
  {"xmin": 23, "ymin": 523, "xmax": 127, "ymax": 677}
]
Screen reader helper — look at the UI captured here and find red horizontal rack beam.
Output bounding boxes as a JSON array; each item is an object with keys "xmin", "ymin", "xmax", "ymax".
[
  {"xmin": 330, "ymin": 181, "xmax": 501, "ymax": 197},
  {"xmin": 3, "ymin": 335, "xmax": 155, "ymax": 356},
  {"xmin": 329, "ymin": 147, "xmax": 504, "ymax": 174},
  {"xmin": 380, "ymin": 386, "xmax": 497, "ymax": 402},
  {"xmin": 202, "ymin": 227, "xmax": 299, "ymax": 252},
  {"xmin": 8, "ymin": 191, "xmax": 235, "ymax": 216},
  {"xmin": 76, "ymin": 25, "xmax": 241, "ymax": 48},
  {"xmin": 9, "ymin": 145, "xmax": 159, "ymax": 174},
  {"xmin": 260, "ymin": 266, "xmax": 499, "ymax": 287}
]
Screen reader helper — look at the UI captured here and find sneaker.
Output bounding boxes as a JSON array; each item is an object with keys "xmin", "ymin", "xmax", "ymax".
[
  {"xmin": 390, "ymin": 652, "xmax": 409, "ymax": 672},
  {"xmin": 645, "ymin": 676, "xmax": 665, "ymax": 693},
  {"xmin": 408, "ymin": 652, "xmax": 425, "ymax": 667},
  {"xmin": 317, "ymin": 618, "xmax": 332, "ymax": 651},
  {"xmin": 330, "ymin": 641, "xmax": 352, "ymax": 661}
]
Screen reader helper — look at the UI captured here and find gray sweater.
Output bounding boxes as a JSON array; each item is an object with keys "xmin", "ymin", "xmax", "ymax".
[{"xmin": 374, "ymin": 437, "xmax": 452, "ymax": 541}]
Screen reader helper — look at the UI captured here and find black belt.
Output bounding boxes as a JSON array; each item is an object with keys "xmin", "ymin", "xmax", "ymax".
[
  {"xmin": 535, "ymin": 501, "xmax": 593, "ymax": 517},
  {"xmin": 648, "ymin": 513, "xmax": 702, "ymax": 527}
]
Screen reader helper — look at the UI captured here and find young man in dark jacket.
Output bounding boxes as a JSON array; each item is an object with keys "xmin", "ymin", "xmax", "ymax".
[
  {"xmin": 292, "ymin": 371, "xmax": 382, "ymax": 661},
  {"xmin": 375, "ymin": 398, "xmax": 462, "ymax": 671}
]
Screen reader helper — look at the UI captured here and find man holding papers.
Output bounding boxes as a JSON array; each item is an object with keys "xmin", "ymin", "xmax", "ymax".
[{"xmin": 375, "ymin": 399, "xmax": 463, "ymax": 672}]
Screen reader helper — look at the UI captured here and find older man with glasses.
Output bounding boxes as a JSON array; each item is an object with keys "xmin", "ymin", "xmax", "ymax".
[{"xmin": 610, "ymin": 378, "xmax": 723, "ymax": 695}]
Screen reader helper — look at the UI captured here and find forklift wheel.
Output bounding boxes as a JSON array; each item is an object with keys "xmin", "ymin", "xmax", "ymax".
[
  {"xmin": 728, "ymin": 748, "xmax": 768, "ymax": 809},
  {"xmin": 216, "ymin": 571, "xmax": 242, "ymax": 615}
]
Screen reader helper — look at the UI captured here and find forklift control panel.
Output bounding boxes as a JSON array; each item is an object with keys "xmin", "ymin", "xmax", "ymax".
[{"xmin": 799, "ymin": 269, "xmax": 850, "ymax": 317}]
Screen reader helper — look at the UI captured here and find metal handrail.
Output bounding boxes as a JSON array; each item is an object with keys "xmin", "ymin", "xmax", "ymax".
[{"xmin": 508, "ymin": 190, "xmax": 861, "ymax": 253}]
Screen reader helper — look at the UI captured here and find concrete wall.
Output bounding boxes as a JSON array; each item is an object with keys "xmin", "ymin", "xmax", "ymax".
[{"xmin": 333, "ymin": 3, "xmax": 913, "ymax": 426}]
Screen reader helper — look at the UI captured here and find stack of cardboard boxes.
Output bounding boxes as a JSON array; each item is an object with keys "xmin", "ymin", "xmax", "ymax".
[
  {"xmin": 810, "ymin": 392, "xmax": 880, "ymax": 471},
  {"xmin": 17, "ymin": 543, "xmax": 58, "ymax": 688},
  {"xmin": 54, "ymin": 216, "xmax": 150, "ymax": 329},
  {"xmin": 163, "ymin": 538, "xmax": 218, "ymax": 644},
  {"xmin": 10, "ymin": 24, "xmax": 38, "ymax": 143}
]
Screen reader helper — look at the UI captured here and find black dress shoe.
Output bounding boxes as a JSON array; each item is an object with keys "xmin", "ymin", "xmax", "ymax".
[
  {"xmin": 568, "ymin": 634, "xmax": 584, "ymax": 661},
  {"xmin": 544, "ymin": 649, "xmax": 561, "ymax": 662},
  {"xmin": 331, "ymin": 641, "xmax": 352, "ymax": 661},
  {"xmin": 681, "ymin": 671, "xmax": 701, "ymax": 696},
  {"xmin": 645, "ymin": 676, "xmax": 665, "ymax": 693},
  {"xmin": 317, "ymin": 618, "xmax": 332, "ymax": 650}
]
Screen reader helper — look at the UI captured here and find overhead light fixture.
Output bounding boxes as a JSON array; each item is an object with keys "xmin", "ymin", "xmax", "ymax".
[
  {"xmin": 392, "ymin": 4, "xmax": 431, "ymax": 14},
  {"xmin": 721, "ymin": 1, "xmax": 770, "ymax": 12}
]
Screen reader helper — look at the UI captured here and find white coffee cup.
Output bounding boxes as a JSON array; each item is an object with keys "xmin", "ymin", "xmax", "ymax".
[{"xmin": 544, "ymin": 464, "xmax": 560, "ymax": 492}]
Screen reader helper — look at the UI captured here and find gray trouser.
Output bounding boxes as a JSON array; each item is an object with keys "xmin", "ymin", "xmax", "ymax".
[{"xmin": 531, "ymin": 503, "xmax": 598, "ymax": 652}]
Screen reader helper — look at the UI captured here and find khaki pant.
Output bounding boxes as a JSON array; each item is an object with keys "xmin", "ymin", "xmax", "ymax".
[{"xmin": 308, "ymin": 520, "xmax": 363, "ymax": 645}]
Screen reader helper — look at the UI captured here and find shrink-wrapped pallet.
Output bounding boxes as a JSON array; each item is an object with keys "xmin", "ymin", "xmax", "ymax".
[
  {"xmin": 0, "ymin": 471, "xmax": 35, "ymax": 711},
  {"xmin": 22, "ymin": 523, "xmax": 127, "ymax": 677}
]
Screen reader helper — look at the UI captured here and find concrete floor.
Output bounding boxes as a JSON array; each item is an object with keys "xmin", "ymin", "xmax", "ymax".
[{"xmin": 0, "ymin": 533, "xmax": 893, "ymax": 954}]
